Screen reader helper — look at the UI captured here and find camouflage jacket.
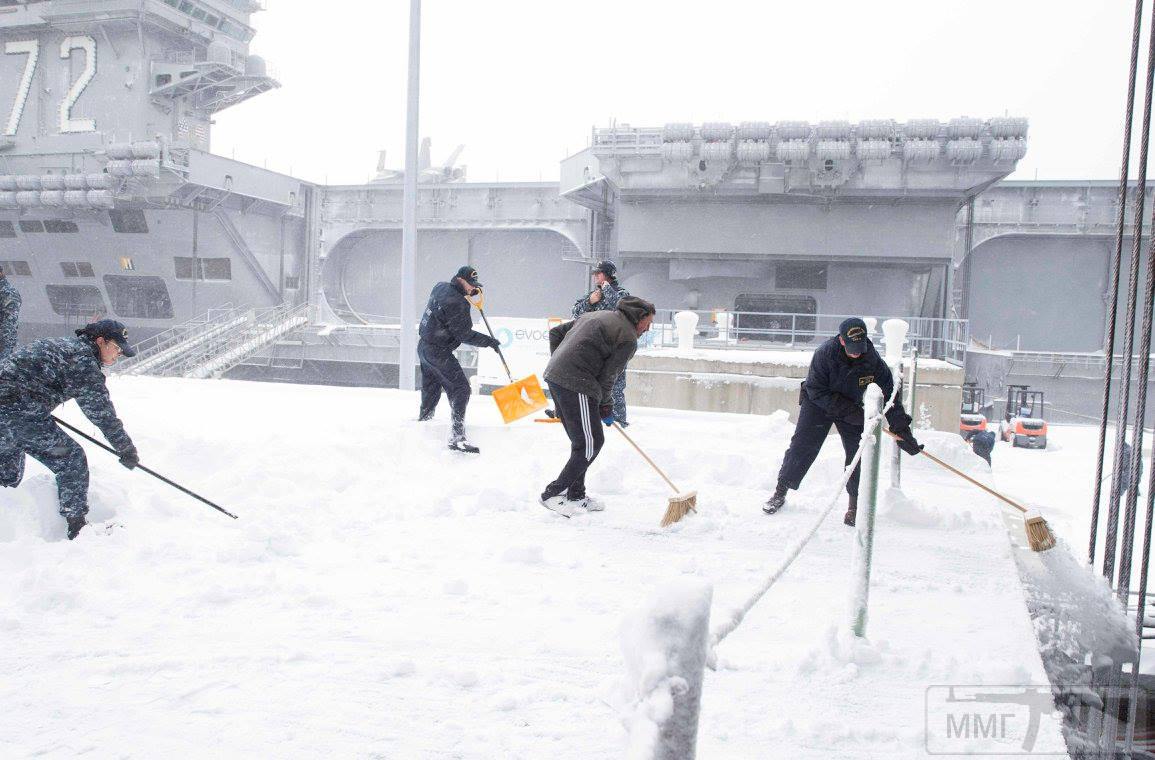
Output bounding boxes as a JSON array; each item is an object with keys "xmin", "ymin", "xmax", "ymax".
[
  {"xmin": 0, "ymin": 277, "xmax": 20, "ymax": 360},
  {"xmin": 0, "ymin": 337, "xmax": 134, "ymax": 453},
  {"xmin": 571, "ymin": 281, "xmax": 629, "ymax": 320}
]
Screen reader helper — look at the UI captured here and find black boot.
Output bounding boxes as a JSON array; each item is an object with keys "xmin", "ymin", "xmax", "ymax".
[
  {"xmin": 417, "ymin": 408, "xmax": 435, "ymax": 422},
  {"xmin": 763, "ymin": 482, "xmax": 789, "ymax": 514},
  {"xmin": 448, "ymin": 432, "xmax": 480, "ymax": 454},
  {"xmin": 843, "ymin": 494, "xmax": 857, "ymax": 527},
  {"xmin": 65, "ymin": 513, "xmax": 86, "ymax": 540}
]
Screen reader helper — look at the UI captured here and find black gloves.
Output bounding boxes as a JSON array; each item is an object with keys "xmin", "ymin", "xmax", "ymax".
[
  {"xmin": 599, "ymin": 404, "xmax": 615, "ymax": 427},
  {"xmin": 487, "ymin": 336, "xmax": 502, "ymax": 351},
  {"xmin": 893, "ymin": 428, "xmax": 923, "ymax": 456},
  {"xmin": 844, "ymin": 408, "xmax": 864, "ymax": 426},
  {"xmin": 118, "ymin": 447, "xmax": 140, "ymax": 470}
]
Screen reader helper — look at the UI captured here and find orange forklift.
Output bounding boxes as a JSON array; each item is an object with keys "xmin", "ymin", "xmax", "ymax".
[
  {"xmin": 1000, "ymin": 384, "xmax": 1048, "ymax": 449},
  {"xmin": 959, "ymin": 382, "xmax": 988, "ymax": 440}
]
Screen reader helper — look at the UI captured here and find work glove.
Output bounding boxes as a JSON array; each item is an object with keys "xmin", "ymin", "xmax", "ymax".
[
  {"xmin": 844, "ymin": 408, "xmax": 864, "ymax": 426},
  {"xmin": 118, "ymin": 447, "xmax": 140, "ymax": 470},
  {"xmin": 487, "ymin": 336, "xmax": 502, "ymax": 351},
  {"xmin": 599, "ymin": 404, "xmax": 615, "ymax": 427},
  {"xmin": 893, "ymin": 428, "xmax": 923, "ymax": 456}
]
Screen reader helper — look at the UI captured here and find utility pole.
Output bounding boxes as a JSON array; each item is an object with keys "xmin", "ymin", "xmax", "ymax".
[{"xmin": 398, "ymin": 0, "xmax": 421, "ymax": 390}]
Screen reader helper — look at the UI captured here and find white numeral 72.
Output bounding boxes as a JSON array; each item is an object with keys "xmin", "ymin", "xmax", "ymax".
[{"xmin": 3, "ymin": 36, "xmax": 97, "ymax": 136}]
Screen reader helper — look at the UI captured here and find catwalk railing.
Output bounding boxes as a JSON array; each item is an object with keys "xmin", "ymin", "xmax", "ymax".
[
  {"xmin": 647, "ymin": 310, "xmax": 968, "ymax": 364},
  {"xmin": 115, "ymin": 305, "xmax": 246, "ymax": 376}
]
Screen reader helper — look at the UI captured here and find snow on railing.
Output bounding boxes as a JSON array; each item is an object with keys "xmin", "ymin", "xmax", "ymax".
[
  {"xmin": 621, "ymin": 361, "xmax": 904, "ymax": 758},
  {"xmin": 708, "ymin": 379, "xmax": 901, "ymax": 653}
]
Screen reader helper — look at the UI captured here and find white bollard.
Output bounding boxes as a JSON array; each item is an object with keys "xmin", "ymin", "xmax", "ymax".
[
  {"xmin": 863, "ymin": 316, "xmax": 878, "ymax": 336},
  {"xmin": 881, "ymin": 318, "xmax": 909, "ymax": 363},
  {"xmin": 674, "ymin": 311, "xmax": 699, "ymax": 353},
  {"xmin": 713, "ymin": 310, "xmax": 731, "ymax": 343},
  {"xmin": 621, "ymin": 579, "xmax": 713, "ymax": 760}
]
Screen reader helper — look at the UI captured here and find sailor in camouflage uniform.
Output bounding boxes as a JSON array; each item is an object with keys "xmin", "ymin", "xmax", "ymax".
[
  {"xmin": 0, "ymin": 320, "xmax": 140, "ymax": 540},
  {"xmin": 571, "ymin": 260, "xmax": 633, "ymax": 426},
  {"xmin": 0, "ymin": 264, "xmax": 21, "ymax": 360}
]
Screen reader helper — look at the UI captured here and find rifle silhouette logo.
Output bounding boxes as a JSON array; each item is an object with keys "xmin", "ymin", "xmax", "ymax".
[{"xmin": 945, "ymin": 686, "xmax": 1056, "ymax": 752}]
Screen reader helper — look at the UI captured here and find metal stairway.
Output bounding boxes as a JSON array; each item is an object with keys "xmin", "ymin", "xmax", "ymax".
[
  {"xmin": 117, "ymin": 303, "xmax": 309, "ymax": 379},
  {"xmin": 115, "ymin": 305, "xmax": 248, "ymax": 376}
]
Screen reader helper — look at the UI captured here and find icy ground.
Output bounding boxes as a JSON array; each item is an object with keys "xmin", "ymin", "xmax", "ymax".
[{"xmin": 0, "ymin": 377, "xmax": 1086, "ymax": 757}]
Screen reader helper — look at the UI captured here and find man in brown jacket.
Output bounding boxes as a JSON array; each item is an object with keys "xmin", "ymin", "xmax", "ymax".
[{"xmin": 540, "ymin": 296, "xmax": 656, "ymax": 513}]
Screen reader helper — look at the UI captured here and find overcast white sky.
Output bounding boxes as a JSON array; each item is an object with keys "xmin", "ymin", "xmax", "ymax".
[{"xmin": 212, "ymin": 0, "xmax": 1140, "ymax": 185}]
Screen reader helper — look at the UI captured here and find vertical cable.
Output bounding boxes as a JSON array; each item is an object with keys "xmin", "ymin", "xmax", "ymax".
[
  {"xmin": 1092, "ymin": 0, "xmax": 1146, "ymax": 566},
  {"xmin": 1103, "ymin": 0, "xmax": 1155, "ymax": 585}
]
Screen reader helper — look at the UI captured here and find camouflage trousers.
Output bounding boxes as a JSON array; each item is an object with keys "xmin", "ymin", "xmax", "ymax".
[
  {"xmin": 611, "ymin": 372, "xmax": 628, "ymax": 426},
  {"xmin": 0, "ymin": 406, "xmax": 89, "ymax": 519}
]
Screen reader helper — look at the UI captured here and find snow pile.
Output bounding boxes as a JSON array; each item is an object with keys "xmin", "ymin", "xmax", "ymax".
[
  {"xmin": 618, "ymin": 578, "xmax": 713, "ymax": 760},
  {"xmin": 1020, "ymin": 538, "xmax": 1136, "ymax": 663},
  {"xmin": 0, "ymin": 377, "xmax": 1080, "ymax": 757},
  {"xmin": 0, "ymin": 474, "xmax": 123, "ymax": 542}
]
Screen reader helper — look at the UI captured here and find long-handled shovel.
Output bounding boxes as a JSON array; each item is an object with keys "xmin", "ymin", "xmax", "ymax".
[
  {"xmin": 52, "ymin": 416, "xmax": 238, "ymax": 520},
  {"xmin": 466, "ymin": 292, "xmax": 548, "ymax": 424},
  {"xmin": 612, "ymin": 422, "xmax": 697, "ymax": 527},
  {"xmin": 885, "ymin": 430, "xmax": 1054, "ymax": 551}
]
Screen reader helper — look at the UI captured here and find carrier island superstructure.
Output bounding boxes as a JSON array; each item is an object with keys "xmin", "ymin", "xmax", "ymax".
[{"xmin": 0, "ymin": 0, "xmax": 308, "ymax": 354}]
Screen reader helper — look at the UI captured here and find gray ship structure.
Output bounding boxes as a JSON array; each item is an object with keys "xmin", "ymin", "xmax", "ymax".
[{"xmin": 0, "ymin": 0, "xmax": 1145, "ymax": 413}]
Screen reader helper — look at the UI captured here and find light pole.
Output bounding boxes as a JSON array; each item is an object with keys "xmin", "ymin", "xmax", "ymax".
[{"xmin": 398, "ymin": 0, "xmax": 421, "ymax": 390}]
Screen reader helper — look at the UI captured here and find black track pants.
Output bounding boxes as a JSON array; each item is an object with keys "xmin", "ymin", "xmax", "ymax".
[
  {"xmin": 543, "ymin": 381, "xmax": 605, "ymax": 499},
  {"xmin": 418, "ymin": 341, "xmax": 470, "ymax": 437},
  {"xmin": 777, "ymin": 395, "xmax": 865, "ymax": 497}
]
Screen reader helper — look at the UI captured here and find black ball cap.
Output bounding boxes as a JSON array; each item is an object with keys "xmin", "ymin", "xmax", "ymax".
[
  {"xmin": 455, "ymin": 266, "xmax": 482, "ymax": 287},
  {"xmin": 839, "ymin": 317, "xmax": 869, "ymax": 354},
  {"xmin": 80, "ymin": 319, "xmax": 137, "ymax": 357}
]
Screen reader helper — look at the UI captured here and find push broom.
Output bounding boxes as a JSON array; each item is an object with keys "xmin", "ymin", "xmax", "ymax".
[
  {"xmin": 885, "ymin": 430, "xmax": 1055, "ymax": 552},
  {"xmin": 612, "ymin": 422, "xmax": 697, "ymax": 527}
]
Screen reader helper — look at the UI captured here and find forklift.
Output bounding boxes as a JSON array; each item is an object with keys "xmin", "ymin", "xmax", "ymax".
[
  {"xmin": 1000, "ymin": 384, "xmax": 1048, "ymax": 449},
  {"xmin": 959, "ymin": 381, "xmax": 988, "ymax": 440}
]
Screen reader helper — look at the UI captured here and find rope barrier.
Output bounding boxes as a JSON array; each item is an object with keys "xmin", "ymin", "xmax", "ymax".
[{"xmin": 708, "ymin": 380, "xmax": 901, "ymax": 650}]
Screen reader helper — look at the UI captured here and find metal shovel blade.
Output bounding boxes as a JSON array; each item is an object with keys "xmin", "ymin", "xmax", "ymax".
[{"xmin": 491, "ymin": 374, "xmax": 549, "ymax": 424}]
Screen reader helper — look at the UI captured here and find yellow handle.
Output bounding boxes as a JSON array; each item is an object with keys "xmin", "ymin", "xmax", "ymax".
[{"xmin": 465, "ymin": 291, "xmax": 485, "ymax": 311}]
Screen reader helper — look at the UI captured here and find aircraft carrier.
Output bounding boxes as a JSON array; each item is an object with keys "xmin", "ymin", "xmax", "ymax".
[{"xmin": 0, "ymin": 0, "xmax": 1147, "ymax": 420}]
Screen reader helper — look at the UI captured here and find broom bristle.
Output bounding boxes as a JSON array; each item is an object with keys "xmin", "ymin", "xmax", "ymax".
[
  {"xmin": 1024, "ymin": 514, "xmax": 1056, "ymax": 552},
  {"xmin": 660, "ymin": 491, "xmax": 698, "ymax": 527}
]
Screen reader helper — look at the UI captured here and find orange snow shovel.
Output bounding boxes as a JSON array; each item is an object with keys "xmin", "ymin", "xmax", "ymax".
[{"xmin": 467, "ymin": 292, "xmax": 548, "ymax": 424}]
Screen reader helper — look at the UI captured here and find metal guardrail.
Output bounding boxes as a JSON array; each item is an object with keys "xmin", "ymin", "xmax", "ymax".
[
  {"xmin": 647, "ymin": 309, "xmax": 969, "ymax": 364},
  {"xmin": 181, "ymin": 303, "xmax": 308, "ymax": 379},
  {"xmin": 115, "ymin": 304, "xmax": 242, "ymax": 375}
]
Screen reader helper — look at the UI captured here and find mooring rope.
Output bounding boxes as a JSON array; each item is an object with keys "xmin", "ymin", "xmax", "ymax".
[
  {"xmin": 1092, "ymin": 0, "xmax": 1146, "ymax": 569},
  {"xmin": 709, "ymin": 381, "xmax": 901, "ymax": 649}
]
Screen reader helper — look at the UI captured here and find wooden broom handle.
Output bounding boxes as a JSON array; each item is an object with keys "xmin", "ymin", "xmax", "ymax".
[
  {"xmin": 613, "ymin": 422, "xmax": 681, "ymax": 495},
  {"xmin": 885, "ymin": 430, "xmax": 1028, "ymax": 514}
]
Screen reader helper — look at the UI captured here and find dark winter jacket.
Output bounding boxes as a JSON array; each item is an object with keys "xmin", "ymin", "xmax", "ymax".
[
  {"xmin": 0, "ymin": 276, "xmax": 20, "ymax": 361},
  {"xmin": 802, "ymin": 335, "xmax": 912, "ymax": 432},
  {"xmin": 0, "ymin": 337, "xmax": 134, "ymax": 453},
  {"xmin": 971, "ymin": 430, "xmax": 996, "ymax": 459},
  {"xmin": 545, "ymin": 297, "xmax": 651, "ymax": 404},
  {"xmin": 418, "ymin": 280, "xmax": 498, "ymax": 352},
  {"xmin": 571, "ymin": 280, "xmax": 630, "ymax": 319}
]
